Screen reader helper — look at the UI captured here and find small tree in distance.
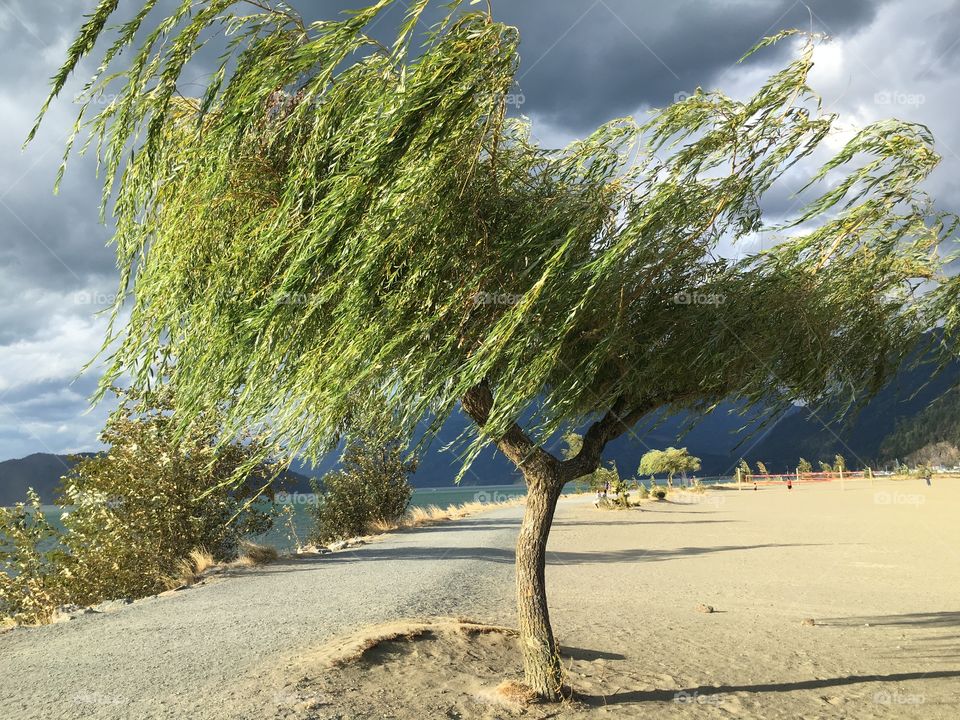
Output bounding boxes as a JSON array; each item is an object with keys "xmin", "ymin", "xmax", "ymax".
[
  {"xmin": 639, "ymin": 448, "xmax": 702, "ymax": 487},
  {"xmin": 34, "ymin": 0, "xmax": 960, "ymax": 699},
  {"xmin": 797, "ymin": 458, "xmax": 813, "ymax": 474},
  {"xmin": 834, "ymin": 454, "xmax": 848, "ymax": 473}
]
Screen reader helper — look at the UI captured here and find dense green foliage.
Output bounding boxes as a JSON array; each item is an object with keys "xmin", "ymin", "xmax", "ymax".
[
  {"xmin": 308, "ymin": 426, "xmax": 416, "ymax": 544},
  {"xmin": 904, "ymin": 441, "xmax": 960, "ymax": 467},
  {"xmin": 0, "ymin": 389, "xmax": 276, "ymax": 623},
  {"xmin": 55, "ymin": 388, "xmax": 276, "ymax": 602},
  {"xmin": 31, "ymin": 1, "xmax": 960, "ymax": 481}
]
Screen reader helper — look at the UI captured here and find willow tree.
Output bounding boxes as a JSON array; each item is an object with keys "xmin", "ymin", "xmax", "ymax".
[{"xmin": 34, "ymin": 0, "xmax": 959, "ymax": 698}]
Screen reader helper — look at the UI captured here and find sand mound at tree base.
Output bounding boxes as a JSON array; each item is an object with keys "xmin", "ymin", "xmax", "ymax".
[{"xmin": 274, "ymin": 617, "xmax": 555, "ymax": 719}]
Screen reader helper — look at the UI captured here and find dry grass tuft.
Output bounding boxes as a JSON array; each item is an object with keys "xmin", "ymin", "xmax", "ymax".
[
  {"xmin": 406, "ymin": 505, "xmax": 434, "ymax": 525},
  {"xmin": 234, "ymin": 541, "xmax": 279, "ymax": 567},
  {"xmin": 165, "ymin": 548, "xmax": 216, "ymax": 589},
  {"xmin": 367, "ymin": 518, "xmax": 400, "ymax": 534},
  {"xmin": 400, "ymin": 496, "xmax": 526, "ymax": 531},
  {"xmin": 330, "ymin": 495, "xmax": 528, "ymax": 547},
  {"xmin": 312, "ymin": 621, "xmax": 433, "ymax": 668},
  {"xmin": 455, "ymin": 619, "xmax": 518, "ymax": 637}
]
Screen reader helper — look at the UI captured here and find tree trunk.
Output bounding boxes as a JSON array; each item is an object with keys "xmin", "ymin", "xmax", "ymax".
[
  {"xmin": 515, "ymin": 466, "xmax": 565, "ymax": 699},
  {"xmin": 460, "ymin": 382, "xmax": 647, "ymax": 700}
]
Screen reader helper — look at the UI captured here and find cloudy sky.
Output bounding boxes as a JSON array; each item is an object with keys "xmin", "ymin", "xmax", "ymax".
[{"xmin": 0, "ymin": 0, "xmax": 958, "ymax": 460}]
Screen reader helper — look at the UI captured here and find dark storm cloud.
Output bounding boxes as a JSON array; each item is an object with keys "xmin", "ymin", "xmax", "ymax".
[{"xmin": 490, "ymin": 0, "xmax": 889, "ymax": 132}]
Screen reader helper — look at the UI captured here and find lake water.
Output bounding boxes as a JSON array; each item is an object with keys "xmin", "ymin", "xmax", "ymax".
[{"xmin": 257, "ymin": 483, "xmax": 539, "ymax": 551}]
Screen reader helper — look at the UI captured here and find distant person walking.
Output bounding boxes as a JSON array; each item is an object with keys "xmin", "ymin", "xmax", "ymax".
[{"xmin": 787, "ymin": 479, "xmax": 793, "ymax": 491}]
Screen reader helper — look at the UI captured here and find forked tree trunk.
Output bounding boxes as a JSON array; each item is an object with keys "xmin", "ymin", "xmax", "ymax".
[
  {"xmin": 515, "ymin": 467, "xmax": 565, "ymax": 699},
  {"xmin": 460, "ymin": 381, "xmax": 635, "ymax": 700}
]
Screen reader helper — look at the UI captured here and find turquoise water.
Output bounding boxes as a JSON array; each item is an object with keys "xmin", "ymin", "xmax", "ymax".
[{"xmin": 258, "ymin": 483, "xmax": 538, "ymax": 551}]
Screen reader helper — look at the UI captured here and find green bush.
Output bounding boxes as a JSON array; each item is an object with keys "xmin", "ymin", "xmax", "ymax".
[
  {"xmin": 309, "ymin": 426, "xmax": 416, "ymax": 544},
  {"xmin": 0, "ymin": 388, "xmax": 277, "ymax": 623}
]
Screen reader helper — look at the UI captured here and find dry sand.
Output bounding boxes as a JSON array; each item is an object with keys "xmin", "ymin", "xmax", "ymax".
[{"xmin": 285, "ymin": 478, "xmax": 960, "ymax": 719}]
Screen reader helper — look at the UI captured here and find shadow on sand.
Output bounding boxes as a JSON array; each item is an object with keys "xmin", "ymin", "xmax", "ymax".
[{"xmin": 575, "ymin": 669, "xmax": 960, "ymax": 706}]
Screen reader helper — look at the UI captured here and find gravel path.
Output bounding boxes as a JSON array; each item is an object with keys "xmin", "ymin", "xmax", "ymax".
[{"xmin": 0, "ymin": 500, "xmax": 551, "ymax": 720}]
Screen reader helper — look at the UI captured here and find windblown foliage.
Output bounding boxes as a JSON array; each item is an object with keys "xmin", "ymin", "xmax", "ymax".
[{"xmin": 33, "ymin": 0, "xmax": 959, "ymax": 479}]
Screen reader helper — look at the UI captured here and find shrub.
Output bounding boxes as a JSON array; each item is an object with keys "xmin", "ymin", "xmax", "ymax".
[
  {"xmin": 0, "ymin": 387, "xmax": 278, "ymax": 622},
  {"xmin": 54, "ymin": 388, "xmax": 276, "ymax": 605},
  {"xmin": 309, "ymin": 425, "xmax": 416, "ymax": 544}
]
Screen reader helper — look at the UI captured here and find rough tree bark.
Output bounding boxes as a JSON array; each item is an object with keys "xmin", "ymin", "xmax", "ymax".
[{"xmin": 462, "ymin": 381, "xmax": 653, "ymax": 700}]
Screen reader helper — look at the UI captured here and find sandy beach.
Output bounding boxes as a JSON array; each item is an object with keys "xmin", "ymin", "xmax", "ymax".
[
  {"xmin": 2, "ymin": 477, "xmax": 958, "ymax": 719},
  {"xmin": 293, "ymin": 477, "xmax": 960, "ymax": 719}
]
